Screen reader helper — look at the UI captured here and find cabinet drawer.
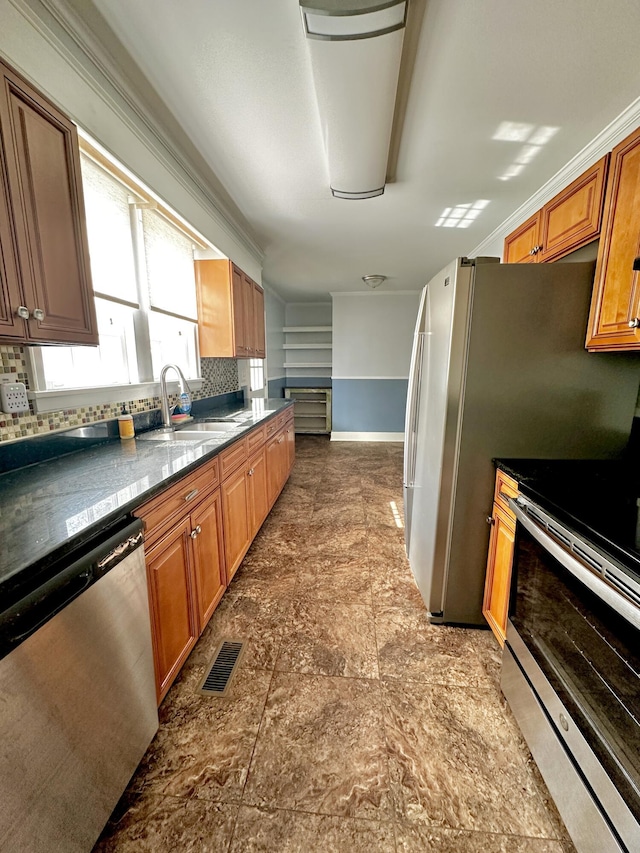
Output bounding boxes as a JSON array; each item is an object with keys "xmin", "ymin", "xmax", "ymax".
[
  {"xmin": 494, "ymin": 469, "xmax": 519, "ymax": 517},
  {"xmin": 265, "ymin": 417, "xmax": 279, "ymax": 438},
  {"xmin": 136, "ymin": 458, "xmax": 219, "ymax": 541},
  {"xmin": 219, "ymin": 437, "xmax": 248, "ymax": 479},
  {"xmin": 246, "ymin": 424, "xmax": 266, "ymax": 454},
  {"xmin": 276, "ymin": 407, "xmax": 294, "ymax": 429}
]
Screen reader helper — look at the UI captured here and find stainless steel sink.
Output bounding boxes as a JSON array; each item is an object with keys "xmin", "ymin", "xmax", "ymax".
[{"xmin": 137, "ymin": 422, "xmax": 239, "ymax": 441}]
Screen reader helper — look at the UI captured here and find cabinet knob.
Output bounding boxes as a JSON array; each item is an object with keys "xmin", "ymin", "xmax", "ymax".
[
  {"xmin": 16, "ymin": 306, "xmax": 29, "ymax": 319},
  {"xmin": 190, "ymin": 525, "xmax": 202, "ymax": 539},
  {"xmin": 248, "ymin": 468, "xmax": 254, "ymax": 476},
  {"xmin": 32, "ymin": 307, "xmax": 45, "ymax": 321},
  {"xmin": 629, "ymin": 318, "xmax": 640, "ymax": 329},
  {"xmin": 486, "ymin": 515, "xmax": 495, "ymax": 526}
]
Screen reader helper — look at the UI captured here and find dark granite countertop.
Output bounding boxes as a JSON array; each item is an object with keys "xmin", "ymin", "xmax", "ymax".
[
  {"xmin": 0, "ymin": 398, "xmax": 292, "ymax": 602},
  {"xmin": 494, "ymin": 458, "xmax": 640, "ymax": 576}
]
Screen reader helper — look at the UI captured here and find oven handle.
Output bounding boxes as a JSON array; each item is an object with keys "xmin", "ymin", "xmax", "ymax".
[{"xmin": 507, "ymin": 497, "xmax": 640, "ymax": 631}]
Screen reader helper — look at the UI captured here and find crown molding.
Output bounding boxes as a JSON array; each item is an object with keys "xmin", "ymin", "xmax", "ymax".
[
  {"xmin": 470, "ymin": 95, "xmax": 640, "ymax": 258},
  {"xmin": 12, "ymin": 0, "xmax": 264, "ymax": 265}
]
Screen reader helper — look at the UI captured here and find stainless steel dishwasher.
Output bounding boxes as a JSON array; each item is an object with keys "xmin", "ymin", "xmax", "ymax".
[{"xmin": 0, "ymin": 517, "xmax": 158, "ymax": 853}]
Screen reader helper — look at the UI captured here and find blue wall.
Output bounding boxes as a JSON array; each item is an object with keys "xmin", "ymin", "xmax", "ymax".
[
  {"xmin": 332, "ymin": 379, "xmax": 408, "ymax": 433},
  {"xmin": 267, "ymin": 377, "xmax": 287, "ymax": 398}
]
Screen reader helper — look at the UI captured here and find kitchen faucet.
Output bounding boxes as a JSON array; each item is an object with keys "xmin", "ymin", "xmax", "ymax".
[{"xmin": 159, "ymin": 363, "xmax": 189, "ymax": 428}]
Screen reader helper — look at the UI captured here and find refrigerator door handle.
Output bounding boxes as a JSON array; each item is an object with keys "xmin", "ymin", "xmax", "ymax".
[{"xmin": 404, "ymin": 332, "xmax": 425, "ymax": 488}]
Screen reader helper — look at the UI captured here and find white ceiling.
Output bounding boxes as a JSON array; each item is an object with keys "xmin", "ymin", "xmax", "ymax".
[{"xmin": 82, "ymin": 0, "xmax": 640, "ymax": 301}]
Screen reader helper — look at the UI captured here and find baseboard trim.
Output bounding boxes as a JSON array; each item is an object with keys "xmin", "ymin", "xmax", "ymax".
[{"xmin": 331, "ymin": 431, "xmax": 404, "ymax": 442}]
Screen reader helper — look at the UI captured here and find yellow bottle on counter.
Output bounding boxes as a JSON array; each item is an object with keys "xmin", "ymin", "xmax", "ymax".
[{"xmin": 118, "ymin": 413, "xmax": 135, "ymax": 440}]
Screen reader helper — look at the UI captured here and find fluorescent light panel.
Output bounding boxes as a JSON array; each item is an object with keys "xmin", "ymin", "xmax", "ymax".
[{"xmin": 300, "ymin": 1, "xmax": 407, "ymax": 199}]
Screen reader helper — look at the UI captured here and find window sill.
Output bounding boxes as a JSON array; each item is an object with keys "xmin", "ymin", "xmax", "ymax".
[{"xmin": 28, "ymin": 379, "xmax": 204, "ymax": 414}]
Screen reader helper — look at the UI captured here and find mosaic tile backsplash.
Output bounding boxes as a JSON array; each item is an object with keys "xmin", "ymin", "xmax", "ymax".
[{"xmin": 0, "ymin": 345, "xmax": 239, "ymax": 443}]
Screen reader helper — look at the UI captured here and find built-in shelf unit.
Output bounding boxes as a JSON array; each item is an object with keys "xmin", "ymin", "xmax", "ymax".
[
  {"xmin": 282, "ymin": 304, "xmax": 332, "ymax": 383},
  {"xmin": 285, "ymin": 387, "xmax": 332, "ymax": 434}
]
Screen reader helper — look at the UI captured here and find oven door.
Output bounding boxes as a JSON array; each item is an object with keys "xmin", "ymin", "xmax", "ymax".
[{"xmin": 502, "ymin": 496, "xmax": 640, "ymax": 853}]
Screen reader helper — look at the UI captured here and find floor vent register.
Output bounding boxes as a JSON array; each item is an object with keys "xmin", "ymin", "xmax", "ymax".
[{"xmin": 198, "ymin": 640, "xmax": 245, "ymax": 697}]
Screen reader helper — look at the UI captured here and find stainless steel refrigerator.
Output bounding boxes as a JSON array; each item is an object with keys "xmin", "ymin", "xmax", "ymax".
[{"xmin": 403, "ymin": 257, "xmax": 640, "ymax": 625}]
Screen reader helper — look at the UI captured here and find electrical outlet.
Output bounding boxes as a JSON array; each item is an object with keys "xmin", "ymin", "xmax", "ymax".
[{"xmin": 0, "ymin": 382, "xmax": 30, "ymax": 414}]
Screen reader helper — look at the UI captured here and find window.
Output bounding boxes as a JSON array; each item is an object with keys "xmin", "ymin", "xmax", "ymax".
[
  {"xmin": 32, "ymin": 143, "xmax": 203, "ymax": 394},
  {"xmin": 249, "ymin": 358, "xmax": 265, "ymax": 394}
]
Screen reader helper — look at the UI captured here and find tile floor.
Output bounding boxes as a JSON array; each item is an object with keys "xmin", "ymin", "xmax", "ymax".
[{"xmin": 93, "ymin": 437, "xmax": 576, "ymax": 853}]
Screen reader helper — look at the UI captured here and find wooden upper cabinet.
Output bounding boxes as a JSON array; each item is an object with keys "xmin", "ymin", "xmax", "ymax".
[
  {"xmin": 503, "ymin": 214, "xmax": 540, "ymax": 263},
  {"xmin": 504, "ymin": 156, "xmax": 609, "ymax": 265},
  {"xmin": 538, "ymin": 155, "xmax": 609, "ymax": 262},
  {"xmin": 195, "ymin": 258, "xmax": 265, "ymax": 358},
  {"xmin": 0, "ymin": 59, "xmax": 98, "ymax": 345},
  {"xmin": 586, "ymin": 126, "xmax": 640, "ymax": 351}
]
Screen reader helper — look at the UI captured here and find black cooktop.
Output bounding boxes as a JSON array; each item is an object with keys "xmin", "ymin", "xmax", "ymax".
[{"xmin": 494, "ymin": 458, "xmax": 640, "ymax": 577}]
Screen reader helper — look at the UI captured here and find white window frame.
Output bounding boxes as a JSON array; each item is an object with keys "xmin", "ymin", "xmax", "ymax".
[{"xmin": 27, "ymin": 138, "xmax": 209, "ymax": 413}]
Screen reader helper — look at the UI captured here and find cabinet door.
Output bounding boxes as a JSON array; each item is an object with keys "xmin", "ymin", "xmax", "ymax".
[
  {"xmin": 221, "ymin": 464, "xmax": 251, "ymax": 582},
  {"xmin": 586, "ymin": 126, "xmax": 640, "ymax": 350},
  {"xmin": 247, "ymin": 447, "xmax": 269, "ymax": 535},
  {"xmin": 284, "ymin": 419, "xmax": 295, "ymax": 476},
  {"xmin": 232, "ymin": 264, "xmax": 249, "ymax": 356},
  {"xmin": 539, "ymin": 155, "xmax": 609, "ymax": 263},
  {"xmin": 0, "ymin": 61, "xmax": 98, "ymax": 345},
  {"xmin": 146, "ymin": 519, "xmax": 198, "ymax": 702},
  {"xmin": 253, "ymin": 282, "xmax": 265, "ymax": 358},
  {"xmin": 265, "ymin": 433, "xmax": 283, "ymax": 508},
  {"xmin": 503, "ymin": 213, "xmax": 541, "ymax": 263},
  {"xmin": 482, "ymin": 504, "xmax": 516, "ymax": 647},
  {"xmin": 191, "ymin": 489, "xmax": 226, "ymax": 630},
  {"xmin": 0, "ymin": 154, "xmax": 23, "ymax": 339}
]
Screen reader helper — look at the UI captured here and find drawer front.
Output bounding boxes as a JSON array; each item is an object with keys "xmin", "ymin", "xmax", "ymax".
[
  {"xmin": 276, "ymin": 407, "xmax": 294, "ymax": 429},
  {"xmin": 494, "ymin": 469, "xmax": 519, "ymax": 517},
  {"xmin": 265, "ymin": 417, "xmax": 279, "ymax": 438},
  {"xmin": 136, "ymin": 458, "xmax": 219, "ymax": 541},
  {"xmin": 219, "ymin": 437, "xmax": 248, "ymax": 479},
  {"xmin": 246, "ymin": 424, "xmax": 266, "ymax": 454}
]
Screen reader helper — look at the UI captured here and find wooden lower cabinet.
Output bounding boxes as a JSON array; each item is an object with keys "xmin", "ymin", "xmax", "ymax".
[
  {"xmin": 137, "ymin": 409, "xmax": 294, "ymax": 703},
  {"xmin": 191, "ymin": 490, "xmax": 226, "ymax": 627},
  {"xmin": 248, "ymin": 446, "xmax": 269, "ymax": 535},
  {"xmin": 145, "ymin": 518, "xmax": 199, "ymax": 702},
  {"xmin": 482, "ymin": 469, "xmax": 519, "ymax": 647},
  {"xmin": 221, "ymin": 463, "xmax": 251, "ymax": 583}
]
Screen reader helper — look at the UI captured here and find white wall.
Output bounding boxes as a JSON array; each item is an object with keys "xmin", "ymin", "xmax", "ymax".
[
  {"xmin": 331, "ymin": 291, "xmax": 420, "ymax": 439},
  {"xmin": 265, "ymin": 287, "xmax": 286, "ymax": 385},
  {"xmin": 332, "ymin": 292, "xmax": 420, "ymax": 379}
]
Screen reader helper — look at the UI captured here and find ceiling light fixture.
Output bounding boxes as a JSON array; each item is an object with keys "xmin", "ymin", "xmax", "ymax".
[
  {"xmin": 300, "ymin": 1, "xmax": 407, "ymax": 200},
  {"xmin": 362, "ymin": 274, "xmax": 387, "ymax": 289}
]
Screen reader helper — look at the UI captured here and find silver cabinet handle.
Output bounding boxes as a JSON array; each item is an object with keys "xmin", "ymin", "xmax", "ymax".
[
  {"xmin": 16, "ymin": 306, "xmax": 29, "ymax": 319},
  {"xmin": 190, "ymin": 525, "xmax": 202, "ymax": 539},
  {"xmin": 184, "ymin": 488, "xmax": 199, "ymax": 502},
  {"xmin": 486, "ymin": 516, "xmax": 495, "ymax": 526},
  {"xmin": 32, "ymin": 308, "xmax": 45, "ymax": 321},
  {"xmin": 248, "ymin": 468, "xmax": 254, "ymax": 476},
  {"xmin": 628, "ymin": 318, "xmax": 640, "ymax": 328}
]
